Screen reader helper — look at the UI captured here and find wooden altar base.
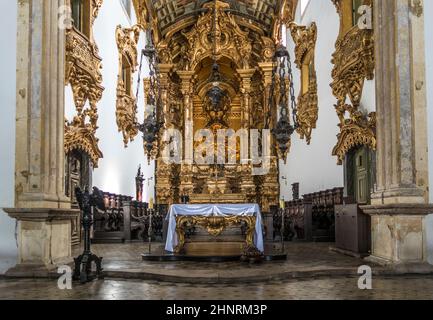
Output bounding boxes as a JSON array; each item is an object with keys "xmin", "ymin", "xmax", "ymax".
[{"xmin": 141, "ymin": 242, "xmax": 287, "ymax": 263}]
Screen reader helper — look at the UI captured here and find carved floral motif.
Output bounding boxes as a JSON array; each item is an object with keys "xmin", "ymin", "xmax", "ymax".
[
  {"xmin": 115, "ymin": 25, "xmax": 141, "ymax": 146},
  {"xmin": 289, "ymin": 22, "xmax": 318, "ymax": 145},
  {"xmin": 331, "ymin": 0, "xmax": 376, "ymax": 164},
  {"xmin": 65, "ymin": 24, "xmax": 104, "ymax": 167},
  {"xmin": 182, "ymin": 1, "xmax": 252, "ymax": 70}
]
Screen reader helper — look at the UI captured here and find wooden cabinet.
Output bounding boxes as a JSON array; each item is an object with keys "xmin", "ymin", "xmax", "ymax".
[{"xmin": 335, "ymin": 204, "xmax": 371, "ymax": 256}]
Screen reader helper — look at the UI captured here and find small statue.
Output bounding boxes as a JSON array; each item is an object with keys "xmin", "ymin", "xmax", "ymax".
[
  {"xmin": 135, "ymin": 165, "xmax": 144, "ymax": 202},
  {"xmin": 292, "ymin": 182, "xmax": 300, "ymax": 200}
]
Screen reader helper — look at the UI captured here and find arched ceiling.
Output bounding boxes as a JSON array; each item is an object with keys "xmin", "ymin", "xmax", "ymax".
[{"xmin": 133, "ymin": 0, "xmax": 298, "ymax": 40}]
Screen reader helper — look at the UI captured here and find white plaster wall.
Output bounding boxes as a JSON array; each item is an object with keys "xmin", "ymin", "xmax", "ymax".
[
  {"xmin": 0, "ymin": 0, "xmax": 18, "ymax": 274},
  {"xmin": 424, "ymin": 0, "xmax": 433, "ymax": 265},
  {"xmin": 280, "ymin": 1, "xmax": 344, "ymax": 200},
  {"xmin": 65, "ymin": 0, "xmax": 155, "ymax": 201}
]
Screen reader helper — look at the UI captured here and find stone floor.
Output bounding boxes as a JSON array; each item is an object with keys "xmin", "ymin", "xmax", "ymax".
[
  {"xmin": 1, "ymin": 275, "xmax": 433, "ymax": 300},
  {"xmin": 69, "ymin": 242, "xmax": 387, "ymax": 283},
  {"xmin": 2, "ymin": 242, "xmax": 433, "ymax": 299}
]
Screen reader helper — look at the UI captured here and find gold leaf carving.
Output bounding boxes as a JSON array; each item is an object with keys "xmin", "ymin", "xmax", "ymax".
[
  {"xmin": 289, "ymin": 22, "xmax": 318, "ymax": 145},
  {"xmin": 65, "ymin": 26, "xmax": 104, "ymax": 167},
  {"xmin": 115, "ymin": 25, "xmax": 141, "ymax": 146},
  {"xmin": 330, "ymin": 0, "xmax": 376, "ymax": 164},
  {"xmin": 182, "ymin": 0, "xmax": 252, "ymax": 70}
]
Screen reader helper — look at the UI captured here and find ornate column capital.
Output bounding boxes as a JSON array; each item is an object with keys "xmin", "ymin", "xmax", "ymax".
[
  {"xmin": 158, "ymin": 64, "xmax": 175, "ymax": 82},
  {"xmin": 258, "ymin": 62, "xmax": 274, "ymax": 87},
  {"xmin": 177, "ymin": 70, "xmax": 196, "ymax": 95}
]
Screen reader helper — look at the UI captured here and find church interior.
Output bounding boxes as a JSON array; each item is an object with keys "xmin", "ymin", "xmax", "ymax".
[{"xmin": 1, "ymin": 0, "xmax": 433, "ymax": 300}]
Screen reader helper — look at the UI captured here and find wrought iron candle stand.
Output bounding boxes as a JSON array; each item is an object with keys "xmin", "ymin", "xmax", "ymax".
[
  {"xmin": 148, "ymin": 208, "xmax": 154, "ymax": 254},
  {"xmin": 73, "ymin": 186, "xmax": 105, "ymax": 284},
  {"xmin": 281, "ymin": 207, "xmax": 285, "ymax": 253}
]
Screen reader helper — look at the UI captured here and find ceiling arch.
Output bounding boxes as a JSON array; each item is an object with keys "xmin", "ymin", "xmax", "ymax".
[{"xmin": 133, "ymin": 0, "xmax": 298, "ymax": 41}]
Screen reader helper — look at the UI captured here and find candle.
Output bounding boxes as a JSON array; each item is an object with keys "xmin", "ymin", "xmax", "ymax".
[
  {"xmin": 280, "ymin": 199, "xmax": 285, "ymax": 209},
  {"xmin": 149, "ymin": 197, "xmax": 154, "ymax": 210}
]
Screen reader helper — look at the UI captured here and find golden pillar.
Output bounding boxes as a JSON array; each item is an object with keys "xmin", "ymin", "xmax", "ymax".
[
  {"xmin": 155, "ymin": 64, "xmax": 175, "ymax": 204},
  {"xmin": 258, "ymin": 63, "xmax": 280, "ymax": 211},
  {"xmin": 237, "ymin": 69, "xmax": 256, "ymax": 202},
  {"xmin": 178, "ymin": 70, "xmax": 195, "ymax": 197},
  {"xmin": 158, "ymin": 64, "xmax": 174, "ymax": 127},
  {"xmin": 258, "ymin": 62, "xmax": 275, "ymax": 128}
]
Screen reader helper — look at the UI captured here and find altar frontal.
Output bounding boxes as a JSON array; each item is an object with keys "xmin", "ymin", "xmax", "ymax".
[{"xmin": 165, "ymin": 204, "xmax": 264, "ymax": 253}]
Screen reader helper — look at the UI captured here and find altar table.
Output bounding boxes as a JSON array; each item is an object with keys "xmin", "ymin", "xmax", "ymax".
[{"xmin": 165, "ymin": 204, "xmax": 264, "ymax": 253}]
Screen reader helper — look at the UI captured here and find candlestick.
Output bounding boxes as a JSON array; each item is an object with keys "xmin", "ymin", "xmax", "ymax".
[
  {"xmin": 149, "ymin": 197, "xmax": 154, "ymax": 210},
  {"xmin": 279, "ymin": 199, "xmax": 285, "ymax": 209},
  {"xmin": 148, "ymin": 209, "xmax": 153, "ymax": 254}
]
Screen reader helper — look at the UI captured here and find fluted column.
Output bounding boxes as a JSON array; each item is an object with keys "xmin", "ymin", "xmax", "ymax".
[
  {"xmin": 237, "ymin": 69, "xmax": 256, "ymax": 203},
  {"xmin": 237, "ymin": 69, "xmax": 255, "ymax": 129},
  {"xmin": 371, "ymin": 0, "xmax": 428, "ymax": 205},
  {"xmin": 158, "ymin": 64, "xmax": 174, "ymax": 128},
  {"xmin": 15, "ymin": 0, "xmax": 70, "ymax": 209},
  {"xmin": 258, "ymin": 62, "xmax": 275, "ymax": 128},
  {"xmin": 178, "ymin": 70, "xmax": 195, "ymax": 196},
  {"xmin": 362, "ymin": 0, "xmax": 433, "ymax": 268},
  {"xmin": 257, "ymin": 63, "xmax": 280, "ymax": 212},
  {"xmin": 5, "ymin": 0, "xmax": 79, "ymax": 275},
  {"xmin": 178, "ymin": 71, "xmax": 195, "ymax": 123}
]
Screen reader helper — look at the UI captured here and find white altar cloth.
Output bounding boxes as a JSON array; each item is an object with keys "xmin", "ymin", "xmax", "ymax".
[{"xmin": 165, "ymin": 204, "xmax": 264, "ymax": 253}]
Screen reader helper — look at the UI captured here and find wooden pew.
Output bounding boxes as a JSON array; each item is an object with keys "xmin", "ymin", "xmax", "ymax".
[
  {"xmin": 273, "ymin": 187, "xmax": 343, "ymax": 242},
  {"xmin": 90, "ymin": 188, "xmax": 166, "ymax": 243}
]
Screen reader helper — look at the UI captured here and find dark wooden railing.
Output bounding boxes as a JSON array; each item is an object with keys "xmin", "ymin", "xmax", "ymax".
[
  {"xmin": 273, "ymin": 187, "xmax": 344, "ymax": 242},
  {"xmin": 92, "ymin": 189, "xmax": 166, "ymax": 243},
  {"xmin": 123, "ymin": 201, "xmax": 166, "ymax": 242}
]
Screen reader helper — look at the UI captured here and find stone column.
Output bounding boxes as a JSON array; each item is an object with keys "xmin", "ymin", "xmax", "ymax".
[
  {"xmin": 4, "ymin": 0, "xmax": 79, "ymax": 275},
  {"xmin": 363, "ymin": 0, "xmax": 433, "ymax": 269},
  {"xmin": 371, "ymin": 0, "xmax": 428, "ymax": 205}
]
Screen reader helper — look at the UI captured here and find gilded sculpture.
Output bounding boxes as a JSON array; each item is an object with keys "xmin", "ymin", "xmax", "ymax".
[
  {"xmin": 65, "ymin": 0, "xmax": 104, "ymax": 167},
  {"xmin": 289, "ymin": 21, "xmax": 318, "ymax": 145},
  {"xmin": 331, "ymin": 0, "xmax": 376, "ymax": 164},
  {"xmin": 115, "ymin": 25, "xmax": 141, "ymax": 147},
  {"xmin": 174, "ymin": 215, "xmax": 256, "ymax": 253},
  {"xmin": 130, "ymin": 0, "xmax": 297, "ymax": 210}
]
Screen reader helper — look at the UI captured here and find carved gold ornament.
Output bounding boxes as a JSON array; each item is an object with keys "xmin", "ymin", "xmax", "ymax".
[
  {"xmin": 181, "ymin": 1, "xmax": 252, "ymax": 70},
  {"xmin": 65, "ymin": 3, "xmax": 105, "ymax": 168},
  {"xmin": 289, "ymin": 22, "xmax": 318, "ymax": 145},
  {"xmin": 331, "ymin": 0, "xmax": 376, "ymax": 164},
  {"xmin": 91, "ymin": 0, "xmax": 104, "ymax": 24},
  {"xmin": 133, "ymin": 0, "xmax": 289, "ymax": 210},
  {"xmin": 174, "ymin": 215, "xmax": 257, "ymax": 254},
  {"xmin": 115, "ymin": 25, "xmax": 141, "ymax": 146},
  {"xmin": 410, "ymin": 0, "xmax": 423, "ymax": 17},
  {"xmin": 332, "ymin": 109, "xmax": 376, "ymax": 164}
]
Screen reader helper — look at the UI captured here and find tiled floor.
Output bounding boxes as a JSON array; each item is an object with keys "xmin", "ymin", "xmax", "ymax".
[
  {"xmin": 71, "ymin": 242, "xmax": 382, "ymax": 282},
  {"xmin": 1, "ymin": 276, "xmax": 433, "ymax": 300},
  {"xmin": 2, "ymin": 242, "xmax": 432, "ymax": 299}
]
